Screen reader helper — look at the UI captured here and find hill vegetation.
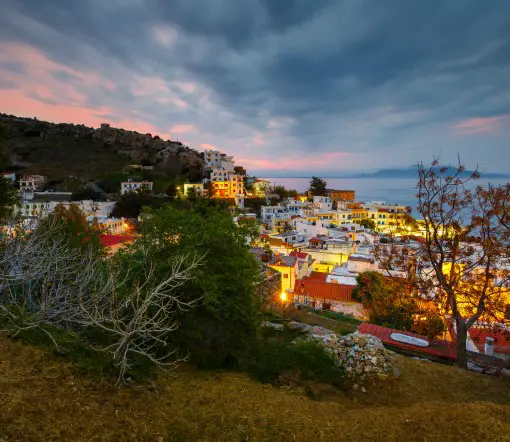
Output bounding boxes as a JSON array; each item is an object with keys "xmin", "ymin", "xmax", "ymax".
[
  {"xmin": 1, "ymin": 334, "xmax": 509, "ymax": 441},
  {"xmin": 0, "ymin": 114, "xmax": 203, "ymax": 182}
]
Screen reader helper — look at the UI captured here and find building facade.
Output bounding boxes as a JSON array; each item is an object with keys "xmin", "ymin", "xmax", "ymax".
[{"xmin": 120, "ymin": 180, "xmax": 153, "ymax": 195}]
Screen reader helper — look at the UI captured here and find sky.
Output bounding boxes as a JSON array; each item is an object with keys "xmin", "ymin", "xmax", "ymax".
[{"xmin": 1, "ymin": 1, "xmax": 509, "ymax": 177}]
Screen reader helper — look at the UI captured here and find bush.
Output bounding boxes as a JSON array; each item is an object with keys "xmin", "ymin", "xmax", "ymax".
[
  {"xmin": 412, "ymin": 314, "xmax": 446, "ymax": 341},
  {"xmin": 127, "ymin": 201, "xmax": 262, "ymax": 369},
  {"xmin": 251, "ymin": 339, "xmax": 346, "ymax": 389}
]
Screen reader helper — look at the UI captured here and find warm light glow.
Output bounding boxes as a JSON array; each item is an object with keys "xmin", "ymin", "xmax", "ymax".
[{"xmin": 280, "ymin": 292, "xmax": 287, "ymax": 302}]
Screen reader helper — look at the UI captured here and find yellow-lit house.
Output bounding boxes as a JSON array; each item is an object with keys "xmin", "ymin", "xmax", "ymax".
[
  {"xmin": 252, "ymin": 179, "xmax": 272, "ymax": 197},
  {"xmin": 269, "ymin": 254, "xmax": 299, "ymax": 294}
]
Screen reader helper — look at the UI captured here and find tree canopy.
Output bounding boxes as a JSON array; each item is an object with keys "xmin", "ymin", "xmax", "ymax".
[
  {"xmin": 353, "ymin": 271, "xmax": 445, "ymax": 340},
  {"xmin": 0, "ymin": 123, "xmax": 12, "ymax": 172},
  {"xmin": 376, "ymin": 158, "xmax": 509, "ymax": 368},
  {"xmin": 359, "ymin": 218, "xmax": 377, "ymax": 230},
  {"xmin": 123, "ymin": 201, "xmax": 262, "ymax": 368},
  {"xmin": 309, "ymin": 177, "xmax": 327, "ymax": 196}
]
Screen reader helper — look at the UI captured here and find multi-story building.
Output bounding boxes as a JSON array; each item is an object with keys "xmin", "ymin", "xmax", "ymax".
[
  {"xmin": 204, "ymin": 150, "xmax": 223, "ymax": 170},
  {"xmin": 313, "ymin": 196, "xmax": 333, "ymax": 212},
  {"xmin": 211, "ymin": 172, "xmax": 244, "ymax": 198},
  {"xmin": 363, "ymin": 202, "xmax": 409, "ymax": 231},
  {"xmin": 19, "ymin": 175, "xmax": 46, "ymax": 191},
  {"xmin": 120, "ymin": 180, "xmax": 153, "ymax": 195},
  {"xmin": 15, "ymin": 199, "xmax": 116, "ymax": 219},
  {"xmin": 326, "ymin": 189, "xmax": 355, "ymax": 203},
  {"xmin": 251, "ymin": 179, "xmax": 272, "ymax": 197}
]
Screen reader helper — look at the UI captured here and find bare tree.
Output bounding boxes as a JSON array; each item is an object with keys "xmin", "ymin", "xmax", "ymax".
[
  {"xmin": 376, "ymin": 159, "xmax": 509, "ymax": 368},
  {"xmin": 0, "ymin": 215, "xmax": 204, "ymax": 383},
  {"xmin": 79, "ymin": 254, "xmax": 203, "ymax": 384},
  {"xmin": 0, "ymin": 216, "xmax": 113, "ymax": 348}
]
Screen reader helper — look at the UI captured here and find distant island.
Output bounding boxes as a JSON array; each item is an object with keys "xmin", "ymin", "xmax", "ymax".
[{"xmin": 351, "ymin": 166, "xmax": 508, "ymax": 179}]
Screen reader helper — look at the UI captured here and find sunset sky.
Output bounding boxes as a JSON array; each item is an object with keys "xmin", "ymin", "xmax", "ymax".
[{"xmin": 1, "ymin": 1, "xmax": 509, "ymax": 176}]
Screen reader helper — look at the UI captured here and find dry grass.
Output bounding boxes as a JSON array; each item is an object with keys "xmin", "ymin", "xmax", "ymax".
[{"xmin": 1, "ymin": 334, "xmax": 509, "ymax": 441}]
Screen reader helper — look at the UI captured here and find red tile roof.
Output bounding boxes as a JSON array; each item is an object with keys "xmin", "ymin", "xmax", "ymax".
[
  {"xmin": 469, "ymin": 327, "xmax": 510, "ymax": 355},
  {"xmin": 358, "ymin": 323, "xmax": 457, "ymax": 361},
  {"xmin": 307, "ymin": 271, "xmax": 328, "ymax": 282},
  {"xmin": 100, "ymin": 235, "xmax": 133, "ymax": 247},
  {"xmin": 294, "ymin": 278, "xmax": 354, "ymax": 302},
  {"xmin": 290, "ymin": 250, "xmax": 308, "ymax": 259}
]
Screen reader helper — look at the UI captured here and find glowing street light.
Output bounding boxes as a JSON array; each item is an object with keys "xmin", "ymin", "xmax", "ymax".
[{"xmin": 280, "ymin": 292, "xmax": 287, "ymax": 302}]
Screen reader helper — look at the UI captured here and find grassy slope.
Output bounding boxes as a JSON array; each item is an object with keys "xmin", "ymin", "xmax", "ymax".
[{"xmin": 1, "ymin": 335, "xmax": 509, "ymax": 441}]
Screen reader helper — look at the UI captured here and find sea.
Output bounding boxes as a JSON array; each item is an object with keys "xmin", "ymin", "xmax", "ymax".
[{"xmin": 261, "ymin": 177, "xmax": 509, "ymax": 215}]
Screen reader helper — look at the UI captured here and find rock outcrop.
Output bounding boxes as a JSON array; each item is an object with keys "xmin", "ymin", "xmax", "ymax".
[{"xmin": 287, "ymin": 322, "xmax": 397, "ymax": 386}]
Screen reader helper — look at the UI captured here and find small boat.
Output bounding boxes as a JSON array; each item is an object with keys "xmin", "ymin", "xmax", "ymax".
[{"xmin": 390, "ymin": 333, "xmax": 429, "ymax": 348}]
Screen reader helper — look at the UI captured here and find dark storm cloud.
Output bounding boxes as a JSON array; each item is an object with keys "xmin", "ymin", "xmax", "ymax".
[{"xmin": 1, "ymin": 0, "xmax": 509, "ymax": 173}]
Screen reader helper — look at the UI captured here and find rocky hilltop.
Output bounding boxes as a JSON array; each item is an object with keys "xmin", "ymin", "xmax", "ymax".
[{"xmin": 0, "ymin": 113, "xmax": 203, "ymax": 180}]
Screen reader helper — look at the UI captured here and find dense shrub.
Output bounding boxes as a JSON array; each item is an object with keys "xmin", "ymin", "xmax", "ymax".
[
  {"xmin": 124, "ymin": 201, "xmax": 261, "ymax": 369},
  {"xmin": 251, "ymin": 338, "xmax": 346, "ymax": 389}
]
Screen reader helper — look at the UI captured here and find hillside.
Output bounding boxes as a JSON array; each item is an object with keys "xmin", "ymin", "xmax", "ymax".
[
  {"xmin": 0, "ymin": 114, "xmax": 203, "ymax": 181},
  {"xmin": 1, "ymin": 334, "xmax": 509, "ymax": 441}
]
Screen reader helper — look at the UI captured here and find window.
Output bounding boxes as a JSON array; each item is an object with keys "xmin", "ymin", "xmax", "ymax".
[{"xmin": 283, "ymin": 274, "xmax": 289, "ymax": 279}]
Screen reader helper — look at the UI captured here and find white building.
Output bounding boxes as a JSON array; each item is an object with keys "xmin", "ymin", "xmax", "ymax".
[
  {"xmin": 95, "ymin": 217, "xmax": 128, "ymax": 235},
  {"xmin": 19, "ymin": 175, "xmax": 46, "ymax": 192},
  {"xmin": 220, "ymin": 155, "xmax": 235, "ymax": 172},
  {"xmin": 210, "ymin": 170, "xmax": 244, "ymax": 199},
  {"xmin": 15, "ymin": 199, "xmax": 115, "ymax": 219},
  {"xmin": 204, "ymin": 150, "xmax": 222, "ymax": 170},
  {"xmin": 362, "ymin": 201, "xmax": 409, "ymax": 231},
  {"xmin": 120, "ymin": 180, "xmax": 153, "ymax": 195},
  {"xmin": 261, "ymin": 205, "xmax": 289, "ymax": 226},
  {"xmin": 313, "ymin": 196, "xmax": 333, "ymax": 212},
  {"xmin": 183, "ymin": 183, "xmax": 206, "ymax": 196}
]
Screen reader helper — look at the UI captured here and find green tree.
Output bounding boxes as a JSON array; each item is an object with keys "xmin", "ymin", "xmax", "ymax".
[
  {"xmin": 71, "ymin": 188, "xmax": 102, "ymax": 201},
  {"xmin": 359, "ymin": 218, "xmax": 377, "ymax": 230},
  {"xmin": 353, "ymin": 271, "xmax": 418, "ymax": 332},
  {"xmin": 272, "ymin": 185, "xmax": 299, "ymax": 200},
  {"xmin": 42, "ymin": 204, "xmax": 104, "ymax": 253},
  {"xmin": 309, "ymin": 176, "xmax": 327, "ymax": 196},
  {"xmin": 112, "ymin": 192, "xmax": 170, "ymax": 218},
  {"xmin": 0, "ymin": 123, "xmax": 12, "ymax": 171},
  {"xmin": 0, "ymin": 176, "xmax": 18, "ymax": 223},
  {"xmin": 166, "ymin": 182, "xmax": 178, "ymax": 197},
  {"xmin": 128, "ymin": 202, "xmax": 262, "ymax": 368}
]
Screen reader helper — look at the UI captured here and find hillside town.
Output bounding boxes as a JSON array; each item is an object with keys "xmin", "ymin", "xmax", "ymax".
[
  {"xmin": 2, "ymin": 125, "xmax": 509, "ymax": 377},
  {"xmin": 2, "ymin": 2, "xmax": 510, "ymax": 438}
]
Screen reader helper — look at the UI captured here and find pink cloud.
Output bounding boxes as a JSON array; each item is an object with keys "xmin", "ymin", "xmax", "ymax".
[
  {"xmin": 170, "ymin": 124, "xmax": 195, "ymax": 134},
  {"xmin": 200, "ymin": 144, "xmax": 216, "ymax": 151},
  {"xmin": 1, "ymin": 89, "xmax": 163, "ymax": 137},
  {"xmin": 174, "ymin": 81, "xmax": 197, "ymax": 93},
  {"xmin": 238, "ymin": 152, "xmax": 352, "ymax": 170},
  {"xmin": 453, "ymin": 115, "xmax": 510, "ymax": 134},
  {"xmin": 173, "ymin": 98, "xmax": 189, "ymax": 108},
  {"xmin": 0, "ymin": 43, "xmax": 179, "ymax": 139},
  {"xmin": 0, "ymin": 42, "xmax": 115, "ymax": 91}
]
